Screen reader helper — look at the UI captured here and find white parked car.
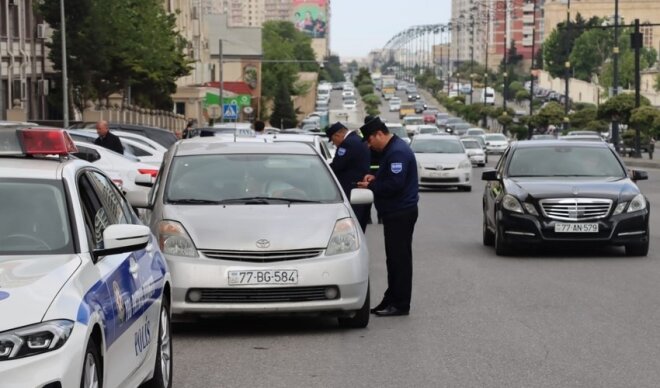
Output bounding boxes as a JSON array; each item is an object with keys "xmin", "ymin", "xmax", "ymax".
[
  {"xmin": 461, "ymin": 138, "xmax": 487, "ymax": 167},
  {"xmin": 481, "ymin": 133, "xmax": 510, "ymax": 155},
  {"xmin": 389, "ymin": 97, "xmax": 402, "ymax": 112},
  {"xmin": 387, "ymin": 123, "xmax": 411, "ymax": 145},
  {"xmin": 121, "ymin": 137, "xmax": 165, "ymax": 166},
  {"xmin": 128, "ymin": 140, "xmax": 373, "ymax": 328},
  {"xmin": 0, "ymin": 127, "xmax": 172, "ymax": 388},
  {"xmin": 268, "ymin": 133, "xmax": 335, "ymax": 162},
  {"xmin": 411, "ymin": 134, "xmax": 473, "ymax": 191},
  {"xmin": 342, "ymin": 90, "xmax": 355, "ymax": 98},
  {"xmin": 72, "ymin": 141, "xmax": 158, "ymax": 193}
]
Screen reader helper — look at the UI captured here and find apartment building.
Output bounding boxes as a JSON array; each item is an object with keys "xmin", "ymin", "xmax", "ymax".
[{"xmin": 0, "ymin": 0, "xmax": 51, "ymax": 121}]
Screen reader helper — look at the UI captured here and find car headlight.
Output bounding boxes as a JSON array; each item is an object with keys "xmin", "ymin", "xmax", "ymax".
[
  {"xmin": 458, "ymin": 159, "xmax": 472, "ymax": 169},
  {"xmin": 613, "ymin": 202, "xmax": 627, "ymax": 215},
  {"xmin": 502, "ymin": 194, "xmax": 524, "ymax": 214},
  {"xmin": 523, "ymin": 203, "xmax": 539, "ymax": 216},
  {"xmin": 627, "ymin": 194, "xmax": 647, "ymax": 213},
  {"xmin": 326, "ymin": 218, "xmax": 359, "ymax": 256},
  {"xmin": 157, "ymin": 220, "xmax": 198, "ymax": 257},
  {"xmin": 0, "ymin": 320, "xmax": 74, "ymax": 361}
]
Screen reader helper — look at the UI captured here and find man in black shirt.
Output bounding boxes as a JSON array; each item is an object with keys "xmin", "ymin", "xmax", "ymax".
[{"xmin": 94, "ymin": 120, "xmax": 124, "ymax": 155}]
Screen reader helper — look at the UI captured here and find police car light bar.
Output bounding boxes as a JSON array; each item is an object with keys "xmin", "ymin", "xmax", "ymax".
[{"xmin": 0, "ymin": 128, "xmax": 78, "ymax": 156}]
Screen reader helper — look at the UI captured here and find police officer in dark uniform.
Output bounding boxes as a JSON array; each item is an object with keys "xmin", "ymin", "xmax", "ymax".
[
  {"xmin": 94, "ymin": 120, "xmax": 124, "ymax": 155},
  {"xmin": 364, "ymin": 115, "xmax": 382, "ymax": 225},
  {"xmin": 326, "ymin": 122, "xmax": 371, "ymax": 232},
  {"xmin": 358, "ymin": 116, "xmax": 419, "ymax": 317}
]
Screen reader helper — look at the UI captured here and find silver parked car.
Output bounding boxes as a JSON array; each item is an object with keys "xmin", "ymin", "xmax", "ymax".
[{"xmin": 127, "ymin": 140, "xmax": 373, "ymax": 328}]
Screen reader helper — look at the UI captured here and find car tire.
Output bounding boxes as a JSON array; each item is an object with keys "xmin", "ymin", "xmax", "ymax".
[
  {"xmin": 495, "ymin": 225, "xmax": 511, "ymax": 256},
  {"xmin": 483, "ymin": 218, "xmax": 495, "ymax": 246},
  {"xmin": 143, "ymin": 298, "xmax": 173, "ymax": 388},
  {"xmin": 338, "ymin": 283, "xmax": 370, "ymax": 329},
  {"xmin": 625, "ymin": 240, "xmax": 649, "ymax": 257},
  {"xmin": 80, "ymin": 338, "xmax": 102, "ymax": 388}
]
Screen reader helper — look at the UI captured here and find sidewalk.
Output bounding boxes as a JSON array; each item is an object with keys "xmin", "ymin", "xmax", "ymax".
[{"xmin": 622, "ymin": 155, "xmax": 660, "ymax": 170}]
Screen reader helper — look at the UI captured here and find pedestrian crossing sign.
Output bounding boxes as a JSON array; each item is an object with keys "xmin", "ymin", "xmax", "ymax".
[{"xmin": 223, "ymin": 104, "xmax": 238, "ymax": 120}]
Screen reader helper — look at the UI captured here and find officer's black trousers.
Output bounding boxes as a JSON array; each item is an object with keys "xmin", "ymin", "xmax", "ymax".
[
  {"xmin": 352, "ymin": 204, "xmax": 370, "ymax": 233},
  {"xmin": 381, "ymin": 206, "xmax": 418, "ymax": 311}
]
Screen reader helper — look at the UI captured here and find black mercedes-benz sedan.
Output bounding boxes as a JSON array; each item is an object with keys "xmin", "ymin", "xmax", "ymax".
[{"xmin": 482, "ymin": 141, "xmax": 649, "ymax": 256}]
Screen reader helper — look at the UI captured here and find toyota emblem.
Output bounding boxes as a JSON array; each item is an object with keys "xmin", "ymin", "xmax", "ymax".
[{"xmin": 256, "ymin": 239, "xmax": 270, "ymax": 249}]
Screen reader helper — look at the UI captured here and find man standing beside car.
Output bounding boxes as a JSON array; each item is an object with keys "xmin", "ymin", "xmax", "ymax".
[
  {"xmin": 358, "ymin": 116, "xmax": 419, "ymax": 317},
  {"xmin": 94, "ymin": 120, "xmax": 124, "ymax": 155},
  {"xmin": 326, "ymin": 122, "xmax": 371, "ymax": 232}
]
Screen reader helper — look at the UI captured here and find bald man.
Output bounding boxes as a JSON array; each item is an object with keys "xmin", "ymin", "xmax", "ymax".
[{"xmin": 94, "ymin": 120, "xmax": 124, "ymax": 155}]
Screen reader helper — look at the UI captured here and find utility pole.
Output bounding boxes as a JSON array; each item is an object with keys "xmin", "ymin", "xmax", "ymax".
[
  {"xmin": 564, "ymin": 0, "xmax": 571, "ymax": 132},
  {"xmin": 447, "ymin": 25, "xmax": 452, "ymax": 94},
  {"xmin": 528, "ymin": 0, "xmax": 537, "ymax": 139},
  {"xmin": 502, "ymin": 0, "xmax": 509, "ymax": 135},
  {"xmin": 219, "ymin": 39, "xmax": 224, "ymax": 124},
  {"xmin": 483, "ymin": 6, "xmax": 490, "ymax": 128},
  {"xmin": 612, "ymin": 0, "xmax": 621, "ymax": 152},
  {"xmin": 60, "ymin": 0, "xmax": 69, "ymax": 127},
  {"xmin": 632, "ymin": 18, "xmax": 643, "ymax": 158},
  {"xmin": 470, "ymin": 15, "xmax": 475, "ymax": 105}
]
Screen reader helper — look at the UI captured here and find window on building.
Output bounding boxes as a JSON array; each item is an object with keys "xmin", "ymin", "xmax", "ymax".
[{"xmin": 642, "ymin": 25, "xmax": 653, "ymax": 48}]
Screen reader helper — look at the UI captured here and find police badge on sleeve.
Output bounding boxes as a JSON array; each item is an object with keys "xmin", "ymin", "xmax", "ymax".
[
  {"xmin": 391, "ymin": 162, "xmax": 403, "ymax": 174},
  {"xmin": 337, "ymin": 147, "xmax": 346, "ymax": 156}
]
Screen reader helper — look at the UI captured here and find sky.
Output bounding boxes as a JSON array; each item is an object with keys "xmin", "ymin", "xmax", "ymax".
[{"xmin": 329, "ymin": 0, "xmax": 452, "ymax": 59}]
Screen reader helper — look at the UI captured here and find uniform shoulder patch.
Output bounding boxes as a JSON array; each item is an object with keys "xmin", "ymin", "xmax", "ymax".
[
  {"xmin": 337, "ymin": 147, "xmax": 346, "ymax": 156},
  {"xmin": 391, "ymin": 162, "xmax": 403, "ymax": 174}
]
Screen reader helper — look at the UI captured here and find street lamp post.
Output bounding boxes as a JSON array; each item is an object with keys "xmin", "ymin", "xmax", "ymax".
[
  {"xmin": 469, "ymin": 15, "xmax": 475, "ymax": 105},
  {"xmin": 60, "ymin": 0, "xmax": 69, "ymax": 127},
  {"xmin": 612, "ymin": 0, "xmax": 621, "ymax": 152}
]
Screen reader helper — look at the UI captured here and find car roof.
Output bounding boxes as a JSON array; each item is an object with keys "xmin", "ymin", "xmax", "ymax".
[
  {"xmin": 512, "ymin": 140, "xmax": 610, "ymax": 149},
  {"xmin": 413, "ymin": 134, "xmax": 460, "ymax": 140},
  {"xmin": 174, "ymin": 139, "xmax": 317, "ymax": 156},
  {"xmin": 0, "ymin": 158, "xmax": 64, "ymax": 179}
]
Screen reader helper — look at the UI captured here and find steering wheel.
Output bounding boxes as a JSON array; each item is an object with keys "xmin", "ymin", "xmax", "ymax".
[{"xmin": 0, "ymin": 234, "xmax": 51, "ymax": 250}]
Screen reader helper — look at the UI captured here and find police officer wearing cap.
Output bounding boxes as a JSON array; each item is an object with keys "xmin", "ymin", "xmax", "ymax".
[
  {"xmin": 326, "ymin": 122, "xmax": 371, "ymax": 232},
  {"xmin": 358, "ymin": 116, "xmax": 419, "ymax": 317}
]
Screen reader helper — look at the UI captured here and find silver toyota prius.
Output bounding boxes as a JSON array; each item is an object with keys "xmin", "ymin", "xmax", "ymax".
[{"xmin": 128, "ymin": 138, "xmax": 372, "ymax": 328}]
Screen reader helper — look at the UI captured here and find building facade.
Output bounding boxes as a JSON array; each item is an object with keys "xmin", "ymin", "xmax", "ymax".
[{"xmin": 0, "ymin": 0, "xmax": 51, "ymax": 121}]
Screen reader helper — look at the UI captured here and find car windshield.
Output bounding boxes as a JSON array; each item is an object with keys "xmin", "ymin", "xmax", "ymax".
[
  {"xmin": 462, "ymin": 140, "xmax": 481, "ymax": 149},
  {"xmin": 508, "ymin": 146, "xmax": 626, "ymax": 178},
  {"xmin": 0, "ymin": 180, "xmax": 74, "ymax": 254},
  {"xmin": 404, "ymin": 118, "xmax": 424, "ymax": 125},
  {"xmin": 484, "ymin": 134, "xmax": 507, "ymax": 141},
  {"xmin": 165, "ymin": 154, "xmax": 342, "ymax": 204},
  {"xmin": 412, "ymin": 139, "xmax": 464, "ymax": 154}
]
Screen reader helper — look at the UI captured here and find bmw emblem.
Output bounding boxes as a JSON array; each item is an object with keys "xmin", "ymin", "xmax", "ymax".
[{"xmin": 256, "ymin": 239, "xmax": 270, "ymax": 249}]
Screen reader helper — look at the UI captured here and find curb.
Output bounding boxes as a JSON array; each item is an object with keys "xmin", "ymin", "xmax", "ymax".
[{"xmin": 622, "ymin": 159, "xmax": 660, "ymax": 170}]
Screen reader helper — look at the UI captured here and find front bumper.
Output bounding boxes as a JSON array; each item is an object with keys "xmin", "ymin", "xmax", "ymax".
[
  {"xmin": 497, "ymin": 209, "xmax": 650, "ymax": 245},
  {"xmin": 165, "ymin": 249, "xmax": 369, "ymax": 317},
  {"xmin": 486, "ymin": 145, "xmax": 507, "ymax": 154},
  {"xmin": 418, "ymin": 168, "xmax": 472, "ymax": 187},
  {"xmin": 0, "ymin": 322, "xmax": 87, "ymax": 388},
  {"xmin": 468, "ymin": 154, "xmax": 486, "ymax": 165}
]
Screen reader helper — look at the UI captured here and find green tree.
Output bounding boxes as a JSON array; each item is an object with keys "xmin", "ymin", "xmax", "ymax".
[
  {"xmin": 655, "ymin": 73, "xmax": 660, "ymax": 92},
  {"xmin": 569, "ymin": 106, "xmax": 598, "ymax": 130},
  {"xmin": 262, "ymin": 21, "xmax": 318, "ymax": 102},
  {"xmin": 515, "ymin": 89, "xmax": 530, "ymax": 103},
  {"xmin": 569, "ymin": 26, "xmax": 611, "ymax": 82},
  {"xmin": 39, "ymin": 0, "xmax": 190, "ymax": 112},
  {"xmin": 531, "ymin": 102, "xmax": 565, "ymax": 130},
  {"xmin": 598, "ymin": 28, "xmax": 655, "ymax": 90},
  {"xmin": 598, "ymin": 93, "xmax": 650, "ymax": 125},
  {"xmin": 319, "ymin": 55, "xmax": 345, "ymax": 83},
  {"xmin": 630, "ymin": 106, "xmax": 660, "ymax": 138},
  {"xmin": 270, "ymin": 80, "xmax": 298, "ymax": 129},
  {"xmin": 543, "ymin": 14, "xmax": 593, "ymax": 78}
]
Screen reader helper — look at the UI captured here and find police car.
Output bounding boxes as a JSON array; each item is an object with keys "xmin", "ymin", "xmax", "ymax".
[{"xmin": 0, "ymin": 128, "xmax": 172, "ymax": 388}]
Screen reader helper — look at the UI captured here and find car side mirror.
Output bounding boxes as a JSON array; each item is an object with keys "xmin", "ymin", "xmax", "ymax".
[
  {"xmin": 350, "ymin": 188, "xmax": 374, "ymax": 205},
  {"xmin": 126, "ymin": 189, "xmax": 152, "ymax": 209},
  {"xmin": 481, "ymin": 169, "xmax": 498, "ymax": 181},
  {"xmin": 632, "ymin": 170, "xmax": 648, "ymax": 181},
  {"xmin": 486, "ymin": 142, "xmax": 491, "ymax": 145},
  {"xmin": 93, "ymin": 224, "xmax": 150, "ymax": 260}
]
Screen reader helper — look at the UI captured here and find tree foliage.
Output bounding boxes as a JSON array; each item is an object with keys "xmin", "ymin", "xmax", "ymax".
[
  {"xmin": 630, "ymin": 106, "xmax": 660, "ymax": 138},
  {"xmin": 262, "ymin": 21, "xmax": 318, "ymax": 102},
  {"xmin": 39, "ymin": 0, "xmax": 190, "ymax": 112},
  {"xmin": 569, "ymin": 106, "xmax": 598, "ymax": 130},
  {"xmin": 319, "ymin": 55, "xmax": 345, "ymax": 83},
  {"xmin": 530, "ymin": 102, "xmax": 565, "ymax": 130},
  {"xmin": 270, "ymin": 79, "xmax": 298, "ymax": 129},
  {"xmin": 598, "ymin": 93, "xmax": 650, "ymax": 124}
]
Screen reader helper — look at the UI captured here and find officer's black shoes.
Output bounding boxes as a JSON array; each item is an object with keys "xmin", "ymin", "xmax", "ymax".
[
  {"xmin": 370, "ymin": 302, "xmax": 389, "ymax": 314},
  {"xmin": 374, "ymin": 306, "xmax": 409, "ymax": 317}
]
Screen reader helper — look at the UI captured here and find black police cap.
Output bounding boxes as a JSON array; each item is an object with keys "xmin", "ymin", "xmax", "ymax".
[
  {"xmin": 325, "ymin": 122, "xmax": 346, "ymax": 138},
  {"xmin": 360, "ymin": 116, "xmax": 388, "ymax": 141}
]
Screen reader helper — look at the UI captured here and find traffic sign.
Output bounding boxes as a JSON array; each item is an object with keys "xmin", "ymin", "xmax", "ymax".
[
  {"xmin": 223, "ymin": 104, "xmax": 238, "ymax": 120},
  {"xmin": 243, "ymin": 106, "xmax": 254, "ymax": 114}
]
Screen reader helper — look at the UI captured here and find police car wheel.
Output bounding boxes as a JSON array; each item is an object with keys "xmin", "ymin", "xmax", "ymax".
[
  {"xmin": 144, "ymin": 299, "xmax": 173, "ymax": 388},
  {"xmin": 81, "ymin": 339, "xmax": 102, "ymax": 388}
]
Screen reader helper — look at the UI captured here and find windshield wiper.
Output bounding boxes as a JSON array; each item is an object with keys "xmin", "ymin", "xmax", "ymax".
[
  {"xmin": 219, "ymin": 196, "xmax": 320, "ymax": 204},
  {"xmin": 168, "ymin": 199, "xmax": 223, "ymax": 205}
]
